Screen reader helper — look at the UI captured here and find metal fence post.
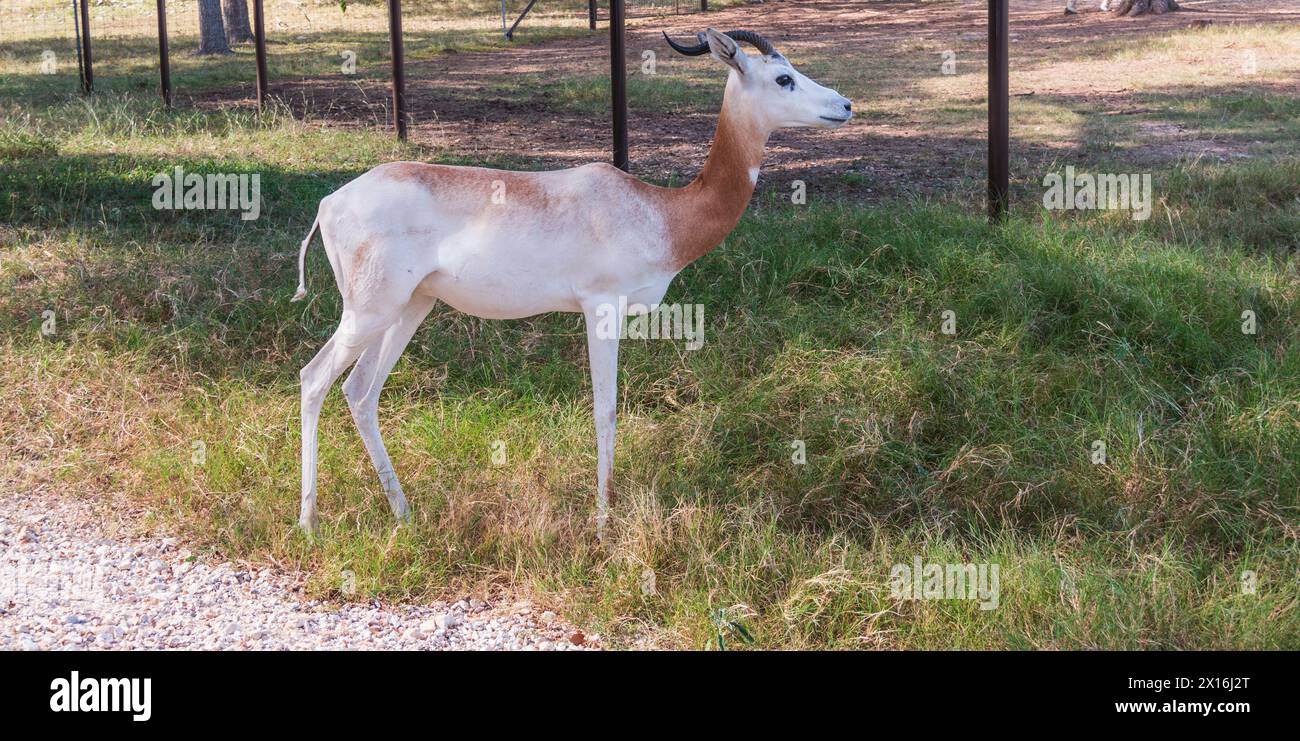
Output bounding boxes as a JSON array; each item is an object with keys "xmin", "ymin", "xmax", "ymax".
[
  {"xmin": 253, "ymin": 0, "xmax": 269, "ymax": 109},
  {"xmin": 388, "ymin": 0, "xmax": 408, "ymax": 140},
  {"xmin": 988, "ymin": 0, "xmax": 1009, "ymax": 222},
  {"xmin": 610, "ymin": 0, "xmax": 627, "ymax": 170},
  {"xmin": 78, "ymin": 0, "xmax": 93, "ymax": 93},
  {"xmin": 589, "ymin": 0, "xmax": 597, "ymax": 30},
  {"xmin": 156, "ymin": 0, "xmax": 172, "ymax": 106}
]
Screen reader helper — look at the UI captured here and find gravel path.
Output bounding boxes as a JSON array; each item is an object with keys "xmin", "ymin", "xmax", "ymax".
[{"xmin": 0, "ymin": 494, "xmax": 598, "ymax": 651}]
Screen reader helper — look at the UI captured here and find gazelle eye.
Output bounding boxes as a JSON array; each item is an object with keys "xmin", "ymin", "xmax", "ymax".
[{"xmin": 775, "ymin": 74, "xmax": 794, "ymax": 89}]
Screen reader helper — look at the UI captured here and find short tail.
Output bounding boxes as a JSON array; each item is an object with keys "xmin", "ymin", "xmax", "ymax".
[{"xmin": 291, "ymin": 214, "xmax": 320, "ymax": 302}]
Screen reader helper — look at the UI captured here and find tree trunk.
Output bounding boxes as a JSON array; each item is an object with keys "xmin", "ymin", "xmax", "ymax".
[
  {"xmin": 222, "ymin": 0, "xmax": 254, "ymax": 44},
  {"xmin": 1112, "ymin": 0, "xmax": 1179, "ymax": 16},
  {"xmin": 198, "ymin": 0, "xmax": 232, "ymax": 55}
]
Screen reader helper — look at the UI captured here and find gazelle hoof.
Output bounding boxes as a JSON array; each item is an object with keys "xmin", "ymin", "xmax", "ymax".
[{"xmin": 390, "ymin": 497, "xmax": 411, "ymax": 522}]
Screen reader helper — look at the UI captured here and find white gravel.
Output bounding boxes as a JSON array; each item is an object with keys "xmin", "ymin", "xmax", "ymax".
[{"xmin": 0, "ymin": 494, "xmax": 598, "ymax": 651}]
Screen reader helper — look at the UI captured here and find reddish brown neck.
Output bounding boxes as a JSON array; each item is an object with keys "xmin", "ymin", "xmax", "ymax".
[{"xmin": 662, "ymin": 102, "xmax": 768, "ymax": 271}]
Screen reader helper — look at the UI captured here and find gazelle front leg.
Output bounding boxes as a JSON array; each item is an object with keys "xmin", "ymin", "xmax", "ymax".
[{"xmin": 583, "ymin": 297, "xmax": 624, "ymax": 541}]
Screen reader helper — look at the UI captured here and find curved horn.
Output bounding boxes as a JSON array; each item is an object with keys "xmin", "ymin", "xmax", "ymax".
[
  {"xmin": 662, "ymin": 31, "xmax": 710, "ymax": 56},
  {"xmin": 662, "ymin": 29, "xmax": 779, "ymax": 58},
  {"xmin": 724, "ymin": 30, "xmax": 778, "ymax": 57}
]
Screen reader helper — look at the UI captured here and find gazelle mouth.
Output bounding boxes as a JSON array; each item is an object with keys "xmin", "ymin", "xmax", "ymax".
[{"xmin": 819, "ymin": 116, "xmax": 850, "ymax": 123}]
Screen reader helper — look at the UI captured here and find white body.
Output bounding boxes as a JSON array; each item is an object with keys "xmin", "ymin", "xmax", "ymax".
[
  {"xmin": 333, "ymin": 163, "xmax": 680, "ymax": 321},
  {"xmin": 294, "ymin": 29, "xmax": 852, "ymax": 539}
]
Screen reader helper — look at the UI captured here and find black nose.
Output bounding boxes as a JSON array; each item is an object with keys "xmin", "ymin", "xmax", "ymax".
[{"xmin": 844, "ymin": 102, "xmax": 852, "ymax": 112}]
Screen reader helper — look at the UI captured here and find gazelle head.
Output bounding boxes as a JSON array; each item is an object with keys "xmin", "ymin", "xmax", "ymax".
[{"xmin": 664, "ymin": 28, "xmax": 853, "ymax": 132}]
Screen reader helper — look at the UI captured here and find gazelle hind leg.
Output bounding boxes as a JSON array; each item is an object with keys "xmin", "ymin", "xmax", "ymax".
[
  {"xmin": 341, "ymin": 294, "xmax": 438, "ymax": 521},
  {"xmin": 299, "ymin": 312, "xmax": 388, "ymax": 535}
]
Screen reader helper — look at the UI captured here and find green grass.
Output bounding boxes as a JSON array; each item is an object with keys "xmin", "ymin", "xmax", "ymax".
[{"xmin": 2, "ymin": 86, "xmax": 1298, "ymax": 649}]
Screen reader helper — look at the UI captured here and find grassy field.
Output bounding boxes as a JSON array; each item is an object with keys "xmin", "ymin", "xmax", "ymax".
[{"xmin": 2, "ymin": 4, "xmax": 1299, "ymax": 649}]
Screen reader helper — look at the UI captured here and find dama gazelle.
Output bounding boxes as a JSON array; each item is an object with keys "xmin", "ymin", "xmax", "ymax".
[{"xmin": 292, "ymin": 28, "xmax": 852, "ymax": 539}]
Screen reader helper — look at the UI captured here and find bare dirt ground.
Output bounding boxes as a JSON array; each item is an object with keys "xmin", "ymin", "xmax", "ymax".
[{"xmin": 188, "ymin": 0, "xmax": 1300, "ymax": 201}]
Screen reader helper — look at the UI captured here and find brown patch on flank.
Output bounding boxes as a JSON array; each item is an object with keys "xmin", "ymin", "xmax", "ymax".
[
  {"xmin": 352, "ymin": 238, "xmax": 373, "ymax": 265},
  {"xmin": 382, "ymin": 162, "xmax": 485, "ymax": 200},
  {"xmin": 382, "ymin": 161, "xmax": 557, "ymax": 212},
  {"xmin": 346, "ymin": 238, "xmax": 373, "ymax": 301}
]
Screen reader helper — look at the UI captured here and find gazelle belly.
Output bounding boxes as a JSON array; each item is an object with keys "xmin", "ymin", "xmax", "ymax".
[{"xmin": 419, "ymin": 232, "xmax": 676, "ymax": 320}]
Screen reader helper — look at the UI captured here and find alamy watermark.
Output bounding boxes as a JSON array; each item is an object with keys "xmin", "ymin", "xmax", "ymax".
[
  {"xmin": 593, "ymin": 296, "xmax": 705, "ymax": 350},
  {"xmin": 50, "ymin": 671, "xmax": 151, "ymax": 721},
  {"xmin": 1042, "ymin": 165, "xmax": 1152, "ymax": 221},
  {"xmin": 890, "ymin": 556, "xmax": 1000, "ymax": 611},
  {"xmin": 152, "ymin": 165, "xmax": 261, "ymax": 221}
]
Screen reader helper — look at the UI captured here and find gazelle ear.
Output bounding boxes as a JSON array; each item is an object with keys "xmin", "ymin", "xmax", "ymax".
[{"xmin": 704, "ymin": 28, "xmax": 749, "ymax": 75}]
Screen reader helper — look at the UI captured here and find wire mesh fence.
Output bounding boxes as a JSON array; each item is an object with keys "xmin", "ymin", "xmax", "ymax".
[
  {"xmin": 1, "ymin": 0, "xmax": 714, "ymax": 105},
  {"xmin": 0, "ymin": 0, "xmax": 86, "ymax": 98},
  {"xmin": 92, "ymin": 0, "xmax": 182, "ymax": 95}
]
